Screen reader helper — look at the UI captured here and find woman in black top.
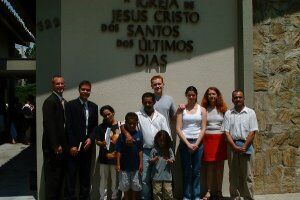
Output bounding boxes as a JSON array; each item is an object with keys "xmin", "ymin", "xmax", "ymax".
[{"xmin": 95, "ymin": 105, "xmax": 120, "ymax": 200}]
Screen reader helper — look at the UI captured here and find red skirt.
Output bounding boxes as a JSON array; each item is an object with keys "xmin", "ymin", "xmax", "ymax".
[{"xmin": 202, "ymin": 133, "xmax": 227, "ymax": 162}]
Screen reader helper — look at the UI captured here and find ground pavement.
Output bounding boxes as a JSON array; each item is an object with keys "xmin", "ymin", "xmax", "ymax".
[
  {"xmin": 0, "ymin": 143, "xmax": 298, "ymax": 200},
  {"xmin": 0, "ymin": 143, "xmax": 36, "ymax": 200}
]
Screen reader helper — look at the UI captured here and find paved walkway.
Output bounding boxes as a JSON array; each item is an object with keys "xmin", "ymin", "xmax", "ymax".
[
  {"xmin": 0, "ymin": 143, "xmax": 298, "ymax": 200},
  {"xmin": 0, "ymin": 143, "xmax": 36, "ymax": 200},
  {"xmin": 255, "ymin": 193, "xmax": 300, "ymax": 200},
  {"xmin": 0, "ymin": 197, "xmax": 35, "ymax": 200}
]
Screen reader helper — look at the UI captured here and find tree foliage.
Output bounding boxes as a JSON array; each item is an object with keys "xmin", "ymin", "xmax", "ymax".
[
  {"xmin": 15, "ymin": 83, "xmax": 36, "ymax": 103},
  {"xmin": 25, "ymin": 44, "xmax": 36, "ymax": 59},
  {"xmin": 14, "ymin": 48, "xmax": 22, "ymax": 58}
]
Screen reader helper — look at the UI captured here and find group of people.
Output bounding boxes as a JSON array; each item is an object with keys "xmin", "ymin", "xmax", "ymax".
[
  {"xmin": 42, "ymin": 75, "xmax": 258, "ymax": 200},
  {"xmin": 9, "ymin": 95, "xmax": 35, "ymax": 144}
]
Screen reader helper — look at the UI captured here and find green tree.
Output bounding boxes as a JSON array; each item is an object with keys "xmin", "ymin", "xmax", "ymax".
[
  {"xmin": 25, "ymin": 44, "xmax": 36, "ymax": 59},
  {"xmin": 14, "ymin": 48, "xmax": 22, "ymax": 58},
  {"xmin": 15, "ymin": 83, "xmax": 36, "ymax": 103}
]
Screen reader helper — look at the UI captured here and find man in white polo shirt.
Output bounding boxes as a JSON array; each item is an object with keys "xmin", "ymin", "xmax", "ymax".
[
  {"xmin": 137, "ymin": 92, "xmax": 170, "ymax": 200},
  {"xmin": 223, "ymin": 89, "xmax": 258, "ymax": 200},
  {"xmin": 125, "ymin": 75, "xmax": 176, "ymax": 144}
]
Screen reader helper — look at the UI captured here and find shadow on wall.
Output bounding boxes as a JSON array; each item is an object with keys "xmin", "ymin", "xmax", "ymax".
[
  {"xmin": 253, "ymin": 0, "xmax": 300, "ymax": 24},
  {"xmin": 37, "ymin": 0, "xmax": 239, "ymax": 95}
]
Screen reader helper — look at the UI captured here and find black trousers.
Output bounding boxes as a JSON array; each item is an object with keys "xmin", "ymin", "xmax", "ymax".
[
  {"xmin": 66, "ymin": 149, "xmax": 92, "ymax": 200},
  {"xmin": 44, "ymin": 152, "xmax": 66, "ymax": 200}
]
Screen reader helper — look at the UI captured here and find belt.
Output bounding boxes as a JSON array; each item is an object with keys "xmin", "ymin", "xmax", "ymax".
[
  {"xmin": 234, "ymin": 139, "xmax": 246, "ymax": 142},
  {"xmin": 187, "ymin": 138, "xmax": 198, "ymax": 141}
]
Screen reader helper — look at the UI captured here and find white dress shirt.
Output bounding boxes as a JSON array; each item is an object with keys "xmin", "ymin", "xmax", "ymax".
[
  {"xmin": 222, "ymin": 106, "xmax": 258, "ymax": 140},
  {"xmin": 79, "ymin": 98, "xmax": 89, "ymax": 136},
  {"xmin": 136, "ymin": 109, "xmax": 171, "ymax": 148}
]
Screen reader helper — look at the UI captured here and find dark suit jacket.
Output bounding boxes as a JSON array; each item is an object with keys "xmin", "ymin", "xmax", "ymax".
[
  {"xmin": 65, "ymin": 98, "xmax": 98, "ymax": 149},
  {"xmin": 42, "ymin": 92, "xmax": 67, "ymax": 154}
]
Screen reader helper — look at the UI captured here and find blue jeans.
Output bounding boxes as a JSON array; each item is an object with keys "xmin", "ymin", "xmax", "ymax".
[
  {"xmin": 179, "ymin": 140, "xmax": 203, "ymax": 200},
  {"xmin": 10, "ymin": 122, "xmax": 17, "ymax": 140},
  {"xmin": 141, "ymin": 148, "xmax": 152, "ymax": 200}
]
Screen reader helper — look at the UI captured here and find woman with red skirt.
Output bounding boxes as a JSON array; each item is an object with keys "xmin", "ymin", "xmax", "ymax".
[{"xmin": 201, "ymin": 87, "xmax": 227, "ymax": 200}]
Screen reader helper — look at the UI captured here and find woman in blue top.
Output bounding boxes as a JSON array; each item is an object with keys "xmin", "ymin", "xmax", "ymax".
[
  {"xmin": 149, "ymin": 130, "xmax": 175, "ymax": 200},
  {"xmin": 176, "ymin": 86, "xmax": 207, "ymax": 200}
]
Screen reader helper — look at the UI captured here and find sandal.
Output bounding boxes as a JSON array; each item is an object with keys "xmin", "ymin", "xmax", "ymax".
[{"xmin": 203, "ymin": 191, "xmax": 211, "ymax": 200}]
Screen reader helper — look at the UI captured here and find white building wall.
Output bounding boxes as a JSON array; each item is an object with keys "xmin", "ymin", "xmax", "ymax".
[
  {"xmin": 61, "ymin": 0, "xmax": 237, "ymax": 116},
  {"xmin": 37, "ymin": 0, "xmax": 238, "ymax": 199}
]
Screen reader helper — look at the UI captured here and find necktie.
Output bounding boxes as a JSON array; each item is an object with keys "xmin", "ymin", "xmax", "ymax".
[
  {"xmin": 83, "ymin": 102, "xmax": 89, "ymax": 135},
  {"xmin": 61, "ymin": 98, "xmax": 65, "ymax": 110},
  {"xmin": 61, "ymin": 98, "xmax": 66, "ymax": 126}
]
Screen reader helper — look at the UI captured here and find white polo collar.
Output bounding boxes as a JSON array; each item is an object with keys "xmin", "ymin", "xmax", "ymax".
[
  {"xmin": 231, "ymin": 106, "xmax": 249, "ymax": 114},
  {"xmin": 139, "ymin": 109, "xmax": 159, "ymax": 119}
]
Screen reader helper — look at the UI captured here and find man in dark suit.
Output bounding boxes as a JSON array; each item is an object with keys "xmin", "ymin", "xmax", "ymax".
[
  {"xmin": 65, "ymin": 80, "xmax": 98, "ymax": 200},
  {"xmin": 42, "ymin": 75, "xmax": 67, "ymax": 200}
]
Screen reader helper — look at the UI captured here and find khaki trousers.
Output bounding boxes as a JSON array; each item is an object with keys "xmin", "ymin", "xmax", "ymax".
[
  {"xmin": 99, "ymin": 163, "xmax": 118, "ymax": 199},
  {"xmin": 152, "ymin": 181, "xmax": 173, "ymax": 200},
  {"xmin": 228, "ymin": 150, "xmax": 254, "ymax": 200}
]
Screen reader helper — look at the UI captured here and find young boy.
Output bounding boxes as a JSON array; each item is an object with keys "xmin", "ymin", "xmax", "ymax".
[{"xmin": 116, "ymin": 112, "xmax": 143, "ymax": 200}]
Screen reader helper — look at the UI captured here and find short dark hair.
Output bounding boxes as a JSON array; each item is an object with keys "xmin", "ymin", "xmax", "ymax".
[
  {"xmin": 185, "ymin": 86, "xmax": 198, "ymax": 96},
  {"xmin": 142, "ymin": 92, "xmax": 155, "ymax": 102},
  {"xmin": 125, "ymin": 112, "xmax": 138, "ymax": 123},
  {"xmin": 154, "ymin": 130, "xmax": 172, "ymax": 148},
  {"xmin": 79, "ymin": 80, "xmax": 91, "ymax": 89},
  {"xmin": 100, "ymin": 105, "xmax": 115, "ymax": 116},
  {"xmin": 51, "ymin": 75, "xmax": 63, "ymax": 83},
  {"xmin": 232, "ymin": 89, "xmax": 244, "ymax": 97},
  {"xmin": 185, "ymin": 86, "xmax": 198, "ymax": 102}
]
